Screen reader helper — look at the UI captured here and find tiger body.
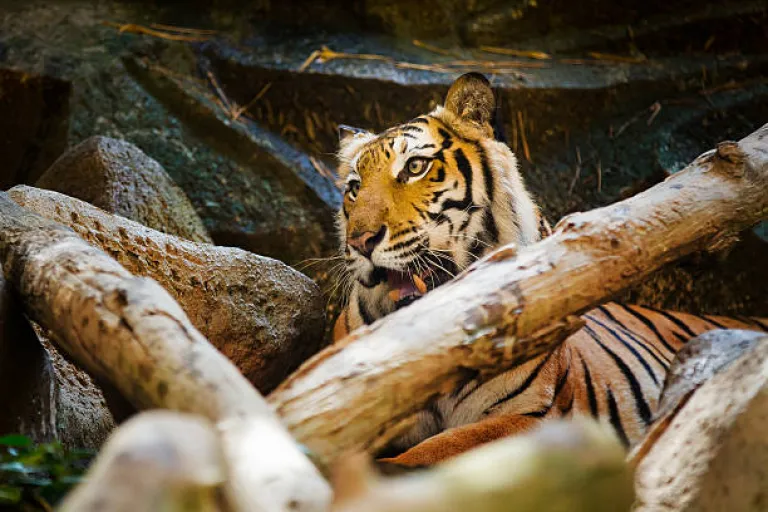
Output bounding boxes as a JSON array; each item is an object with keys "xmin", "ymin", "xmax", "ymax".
[{"xmin": 333, "ymin": 73, "xmax": 768, "ymax": 466}]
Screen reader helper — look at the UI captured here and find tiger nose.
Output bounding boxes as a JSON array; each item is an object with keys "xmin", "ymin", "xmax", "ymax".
[{"xmin": 348, "ymin": 226, "xmax": 387, "ymax": 258}]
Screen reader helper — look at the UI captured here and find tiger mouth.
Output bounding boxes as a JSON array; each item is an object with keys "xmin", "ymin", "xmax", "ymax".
[{"xmin": 385, "ymin": 267, "xmax": 452, "ymax": 309}]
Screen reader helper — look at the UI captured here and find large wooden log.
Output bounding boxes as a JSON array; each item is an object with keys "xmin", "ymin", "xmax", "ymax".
[
  {"xmin": 59, "ymin": 411, "xmax": 227, "ymax": 512},
  {"xmin": 7, "ymin": 185, "xmax": 326, "ymax": 393},
  {"xmin": 634, "ymin": 332, "xmax": 768, "ymax": 511},
  {"xmin": 0, "ymin": 193, "xmax": 330, "ymax": 512},
  {"xmin": 269, "ymin": 125, "xmax": 768, "ymax": 466}
]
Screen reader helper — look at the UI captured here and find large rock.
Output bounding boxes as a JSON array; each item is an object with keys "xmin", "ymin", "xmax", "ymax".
[
  {"xmin": 36, "ymin": 136, "xmax": 212, "ymax": 244},
  {"xmin": 9, "ymin": 185, "xmax": 326, "ymax": 392},
  {"xmin": 0, "ymin": 273, "xmax": 114, "ymax": 449},
  {"xmin": 634, "ymin": 332, "xmax": 768, "ymax": 511}
]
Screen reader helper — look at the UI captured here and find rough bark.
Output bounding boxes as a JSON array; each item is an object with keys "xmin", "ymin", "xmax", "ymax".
[
  {"xmin": 0, "ymin": 192, "xmax": 331, "ymax": 512},
  {"xmin": 633, "ymin": 334, "xmax": 768, "ymax": 511},
  {"xmin": 332, "ymin": 419, "xmax": 634, "ymax": 512},
  {"xmin": 59, "ymin": 411, "xmax": 227, "ymax": 512},
  {"xmin": 270, "ymin": 125, "xmax": 768, "ymax": 466},
  {"xmin": 8, "ymin": 185, "xmax": 326, "ymax": 393}
]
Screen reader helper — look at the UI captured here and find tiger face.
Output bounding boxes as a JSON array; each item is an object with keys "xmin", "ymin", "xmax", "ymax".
[{"xmin": 336, "ymin": 73, "xmax": 545, "ymax": 332}]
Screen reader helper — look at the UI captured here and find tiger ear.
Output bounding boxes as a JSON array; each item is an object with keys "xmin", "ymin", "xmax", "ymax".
[
  {"xmin": 338, "ymin": 124, "xmax": 371, "ymax": 145},
  {"xmin": 444, "ymin": 73, "xmax": 495, "ymax": 127}
]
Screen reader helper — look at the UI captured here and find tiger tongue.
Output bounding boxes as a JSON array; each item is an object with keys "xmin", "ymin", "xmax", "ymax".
[{"xmin": 386, "ymin": 270, "xmax": 426, "ymax": 303}]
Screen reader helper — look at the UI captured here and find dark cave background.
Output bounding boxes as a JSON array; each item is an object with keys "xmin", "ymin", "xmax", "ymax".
[{"xmin": 1, "ymin": 0, "xmax": 767, "ymax": 326}]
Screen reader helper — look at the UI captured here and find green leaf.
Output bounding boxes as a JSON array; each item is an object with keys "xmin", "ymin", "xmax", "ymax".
[
  {"xmin": 0, "ymin": 435, "xmax": 32, "ymax": 448},
  {"xmin": 0, "ymin": 486, "xmax": 22, "ymax": 504}
]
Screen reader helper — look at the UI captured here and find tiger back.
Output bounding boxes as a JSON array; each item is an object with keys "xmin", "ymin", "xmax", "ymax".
[{"xmin": 332, "ymin": 72, "xmax": 768, "ymax": 466}]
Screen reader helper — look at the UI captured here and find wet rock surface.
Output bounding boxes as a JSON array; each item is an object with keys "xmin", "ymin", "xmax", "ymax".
[{"xmin": 36, "ymin": 136, "xmax": 213, "ymax": 244}]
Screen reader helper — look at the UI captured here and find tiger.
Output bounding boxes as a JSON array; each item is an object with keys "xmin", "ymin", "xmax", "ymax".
[{"xmin": 332, "ymin": 72, "xmax": 768, "ymax": 467}]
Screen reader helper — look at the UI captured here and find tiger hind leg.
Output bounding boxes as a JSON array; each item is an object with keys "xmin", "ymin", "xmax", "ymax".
[{"xmin": 378, "ymin": 414, "xmax": 541, "ymax": 468}]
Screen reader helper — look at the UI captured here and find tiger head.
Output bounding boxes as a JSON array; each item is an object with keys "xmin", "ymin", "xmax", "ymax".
[{"xmin": 336, "ymin": 73, "xmax": 546, "ymax": 332}]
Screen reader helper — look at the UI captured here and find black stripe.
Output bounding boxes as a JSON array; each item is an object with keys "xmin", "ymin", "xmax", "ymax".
[
  {"xmin": 561, "ymin": 393, "xmax": 575, "ymax": 416},
  {"xmin": 487, "ymin": 352, "xmax": 554, "ymax": 410},
  {"xmin": 584, "ymin": 325, "xmax": 653, "ymax": 426},
  {"xmin": 438, "ymin": 128, "xmax": 453, "ymax": 149},
  {"xmin": 580, "ymin": 355, "xmax": 599, "ymax": 418},
  {"xmin": 596, "ymin": 306, "xmax": 670, "ymax": 366},
  {"xmin": 390, "ymin": 225, "xmax": 418, "ymax": 239},
  {"xmin": 478, "ymin": 146, "xmax": 495, "ymax": 203},
  {"xmin": 524, "ymin": 363, "xmax": 571, "ymax": 419},
  {"xmin": 430, "ymin": 165, "xmax": 446, "ymax": 183},
  {"xmin": 400, "ymin": 125, "xmax": 424, "ymax": 133},
  {"xmin": 482, "ymin": 210, "xmax": 500, "ymax": 245},
  {"xmin": 703, "ymin": 316, "xmax": 729, "ymax": 329},
  {"xmin": 357, "ymin": 297, "xmax": 376, "ymax": 325},
  {"xmin": 550, "ymin": 362, "xmax": 571, "ymax": 415},
  {"xmin": 589, "ymin": 312, "xmax": 662, "ymax": 384},
  {"xmin": 606, "ymin": 388, "xmax": 630, "ymax": 447},
  {"xmin": 387, "ymin": 235, "xmax": 422, "ymax": 252},
  {"xmin": 647, "ymin": 307, "xmax": 698, "ymax": 338},
  {"xmin": 750, "ymin": 317, "xmax": 768, "ymax": 331},
  {"xmin": 615, "ymin": 304, "xmax": 678, "ymax": 355},
  {"xmin": 410, "ymin": 117, "xmax": 430, "ymax": 125},
  {"xmin": 736, "ymin": 315, "xmax": 766, "ymax": 330},
  {"xmin": 440, "ymin": 148, "xmax": 474, "ymax": 213},
  {"xmin": 431, "ymin": 189, "xmax": 448, "ymax": 202}
]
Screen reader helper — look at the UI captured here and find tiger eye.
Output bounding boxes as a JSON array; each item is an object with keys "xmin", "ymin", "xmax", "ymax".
[
  {"xmin": 347, "ymin": 179, "xmax": 360, "ymax": 197},
  {"xmin": 403, "ymin": 157, "xmax": 431, "ymax": 178}
]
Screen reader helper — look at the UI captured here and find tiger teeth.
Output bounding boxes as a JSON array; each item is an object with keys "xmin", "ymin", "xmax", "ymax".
[
  {"xmin": 412, "ymin": 274, "xmax": 428, "ymax": 294},
  {"xmin": 388, "ymin": 290, "xmax": 400, "ymax": 302}
]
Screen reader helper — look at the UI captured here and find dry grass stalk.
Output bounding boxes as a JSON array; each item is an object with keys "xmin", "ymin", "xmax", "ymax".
[
  {"xmin": 102, "ymin": 21, "xmax": 212, "ymax": 42},
  {"xmin": 412, "ymin": 40, "xmax": 456, "ymax": 57},
  {"xmin": 587, "ymin": 52, "xmax": 647, "ymax": 64},
  {"xmin": 479, "ymin": 45, "xmax": 552, "ymax": 60},
  {"xmin": 517, "ymin": 111, "xmax": 532, "ymax": 163}
]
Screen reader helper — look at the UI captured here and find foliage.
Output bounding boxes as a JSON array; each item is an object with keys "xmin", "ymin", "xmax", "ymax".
[{"xmin": 0, "ymin": 435, "xmax": 93, "ymax": 511}]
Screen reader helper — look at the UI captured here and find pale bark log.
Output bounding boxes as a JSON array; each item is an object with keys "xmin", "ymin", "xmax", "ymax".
[
  {"xmin": 332, "ymin": 419, "xmax": 633, "ymax": 512},
  {"xmin": 59, "ymin": 411, "xmax": 227, "ymax": 512},
  {"xmin": 633, "ymin": 333, "xmax": 768, "ymax": 511},
  {"xmin": 270, "ymin": 125, "xmax": 768, "ymax": 467},
  {"xmin": 0, "ymin": 192, "xmax": 331, "ymax": 512},
  {"xmin": 8, "ymin": 185, "xmax": 325, "ymax": 393}
]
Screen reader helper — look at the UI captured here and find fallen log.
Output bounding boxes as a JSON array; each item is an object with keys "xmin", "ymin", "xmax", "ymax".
[
  {"xmin": 0, "ymin": 192, "xmax": 331, "ymax": 512},
  {"xmin": 332, "ymin": 419, "xmax": 634, "ymax": 512},
  {"xmin": 270, "ymin": 124, "xmax": 768, "ymax": 466},
  {"xmin": 8, "ymin": 185, "xmax": 326, "ymax": 393},
  {"xmin": 633, "ymin": 332, "xmax": 768, "ymax": 511},
  {"xmin": 59, "ymin": 411, "xmax": 226, "ymax": 512}
]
